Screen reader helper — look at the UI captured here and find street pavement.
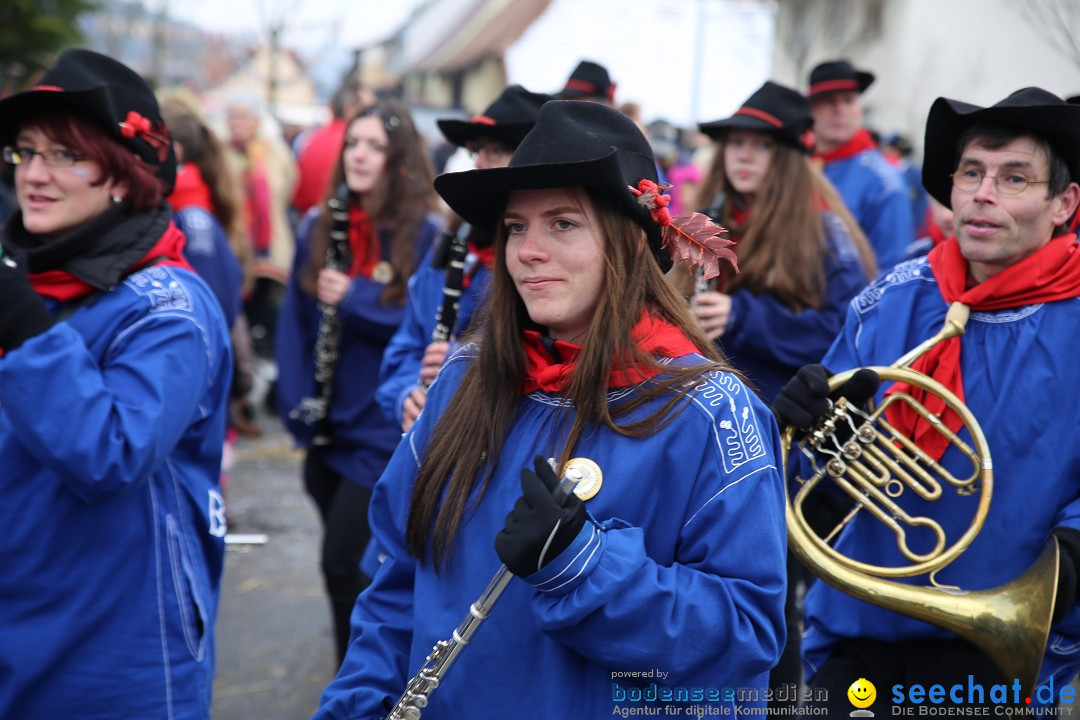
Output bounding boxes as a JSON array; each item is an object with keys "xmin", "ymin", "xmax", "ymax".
[{"xmin": 211, "ymin": 412, "xmax": 337, "ymax": 720}]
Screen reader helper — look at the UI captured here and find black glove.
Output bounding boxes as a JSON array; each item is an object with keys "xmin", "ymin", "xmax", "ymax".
[
  {"xmin": 772, "ymin": 364, "xmax": 881, "ymax": 437},
  {"xmin": 494, "ymin": 455, "xmax": 587, "ymax": 578},
  {"xmin": 1052, "ymin": 528, "xmax": 1080, "ymax": 625},
  {"xmin": 0, "ymin": 252, "xmax": 52, "ymax": 352}
]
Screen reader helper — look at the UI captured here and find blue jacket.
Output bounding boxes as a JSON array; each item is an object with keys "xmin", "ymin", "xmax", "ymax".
[
  {"xmin": 275, "ymin": 210, "xmax": 439, "ymax": 487},
  {"xmin": 802, "ymin": 255, "xmax": 1080, "ymax": 698},
  {"xmin": 720, "ymin": 211, "xmax": 870, "ymax": 403},
  {"xmin": 0, "ymin": 265, "xmax": 232, "ymax": 718},
  {"xmin": 312, "ymin": 345, "xmax": 788, "ymax": 719},
  {"xmin": 822, "ymin": 148, "xmax": 914, "ymax": 270},
  {"xmin": 375, "ymin": 245, "xmax": 492, "ymax": 426},
  {"xmin": 174, "ymin": 205, "xmax": 244, "ymax": 329}
]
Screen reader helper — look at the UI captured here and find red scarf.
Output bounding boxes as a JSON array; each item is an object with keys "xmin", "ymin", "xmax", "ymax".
[
  {"xmin": 463, "ymin": 242, "xmax": 495, "ymax": 290},
  {"xmin": 814, "ymin": 127, "xmax": 878, "ymax": 164},
  {"xmin": 521, "ymin": 313, "xmax": 700, "ymax": 393},
  {"xmin": 886, "ymin": 234, "xmax": 1080, "ymax": 460},
  {"xmin": 469, "ymin": 242, "xmax": 496, "ymax": 270},
  {"xmin": 168, "ymin": 164, "xmax": 214, "ymax": 212},
  {"xmin": 240, "ymin": 142, "xmax": 272, "ymax": 256},
  {"xmin": 347, "ymin": 205, "xmax": 379, "ymax": 278},
  {"xmin": 30, "ymin": 222, "xmax": 194, "ymax": 302}
]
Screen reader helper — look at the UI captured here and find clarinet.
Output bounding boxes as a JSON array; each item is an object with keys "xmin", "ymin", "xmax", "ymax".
[
  {"xmin": 694, "ymin": 194, "xmax": 727, "ymax": 295},
  {"xmin": 421, "ymin": 221, "xmax": 470, "ymax": 390},
  {"xmin": 288, "ymin": 184, "xmax": 352, "ymax": 445},
  {"xmin": 385, "ymin": 465, "xmax": 584, "ymax": 720}
]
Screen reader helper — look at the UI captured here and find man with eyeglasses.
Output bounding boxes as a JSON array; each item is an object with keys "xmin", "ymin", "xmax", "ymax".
[{"xmin": 771, "ymin": 88, "xmax": 1080, "ymax": 711}]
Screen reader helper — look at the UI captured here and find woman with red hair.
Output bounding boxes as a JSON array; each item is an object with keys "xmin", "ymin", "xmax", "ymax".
[{"xmin": 0, "ymin": 49, "xmax": 232, "ymax": 719}]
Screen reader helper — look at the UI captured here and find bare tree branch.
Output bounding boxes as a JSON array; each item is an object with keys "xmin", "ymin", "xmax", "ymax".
[{"xmin": 1016, "ymin": 0, "xmax": 1080, "ymax": 67}]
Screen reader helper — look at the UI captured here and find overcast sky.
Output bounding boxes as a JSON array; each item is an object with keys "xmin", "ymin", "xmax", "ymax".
[{"xmin": 169, "ymin": 0, "xmax": 424, "ymax": 57}]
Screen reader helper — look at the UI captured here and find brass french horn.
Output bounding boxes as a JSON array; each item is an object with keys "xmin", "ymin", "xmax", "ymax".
[{"xmin": 782, "ymin": 302, "xmax": 1059, "ymax": 696}]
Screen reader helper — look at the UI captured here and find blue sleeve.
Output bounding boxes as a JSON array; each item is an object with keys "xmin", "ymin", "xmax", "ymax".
[
  {"xmin": 0, "ymin": 309, "xmax": 216, "ymax": 503},
  {"xmin": 175, "ymin": 208, "xmax": 243, "ymax": 329},
  {"xmin": 865, "ymin": 174, "xmax": 916, "ymax": 271},
  {"xmin": 521, "ymin": 388, "xmax": 788, "ymax": 680},
  {"xmin": 312, "ymin": 352, "xmax": 468, "ymax": 720},
  {"xmin": 338, "ymin": 219, "xmax": 440, "ymax": 344},
  {"xmin": 376, "ymin": 256, "xmax": 440, "ymax": 426},
  {"xmin": 723, "ymin": 212, "xmax": 870, "ymax": 369},
  {"xmin": 274, "ymin": 213, "xmax": 320, "ymax": 440}
]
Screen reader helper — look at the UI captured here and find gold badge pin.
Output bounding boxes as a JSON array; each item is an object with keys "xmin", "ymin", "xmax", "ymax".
[
  {"xmin": 371, "ymin": 260, "xmax": 394, "ymax": 284},
  {"xmin": 565, "ymin": 457, "xmax": 603, "ymax": 501}
]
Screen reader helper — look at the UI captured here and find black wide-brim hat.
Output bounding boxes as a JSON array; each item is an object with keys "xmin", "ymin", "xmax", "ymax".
[
  {"xmin": 807, "ymin": 59, "xmax": 875, "ymax": 100},
  {"xmin": 922, "ymin": 87, "xmax": 1080, "ymax": 208},
  {"xmin": 437, "ymin": 85, "xmax": 553, "ymax": 148},
  {"xmin": 699, "ymin": 80, "xmax": 813, "ymax": 152},
  {"xmin": 0, "ymin": 48, "xmax": 176, "ymax": 194},
  {"xmin": 434, "ymin": 99, "xmax": 671, "ymax": 271},
  {"xmin": 557, "ymin": 60, "xmax": 616, "ymax": 103}
]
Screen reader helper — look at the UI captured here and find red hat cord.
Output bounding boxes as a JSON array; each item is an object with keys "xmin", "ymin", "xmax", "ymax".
[{"xmin": 629, "ymin": 179, "xmax": 739, "ymax": 279}]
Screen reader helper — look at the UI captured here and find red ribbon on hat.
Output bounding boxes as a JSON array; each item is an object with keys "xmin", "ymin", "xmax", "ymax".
[{"xmin": 118, "ymin": 110, "xmax": 170, "ymax": 162}]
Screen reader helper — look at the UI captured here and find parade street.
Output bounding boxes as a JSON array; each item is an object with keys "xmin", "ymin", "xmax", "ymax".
[{"xmin": 212, "ymin": 415, "xmax": 337, "ymax": 720}]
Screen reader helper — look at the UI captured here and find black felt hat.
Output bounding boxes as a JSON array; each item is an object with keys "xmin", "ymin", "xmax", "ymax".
[
  {"xmin": 0, "ymin": 48, "xmax": 176, "ymax": 194},
  {"xmin": 698, "ymin": 81, "xmax": 813, "ymax": 152},
  {"xmin": 434, "ymin": 99, "xmax": 671, "ymax": 271},
  {"xmin": 922, "ymin": 87, "xmax": 1080, "ymax": 208},
  {"xmin": 437, "ymin": 85, "xmax": 553, "ymax": 148},
  {"xmin": 806, "ymin": 59, "xmax": 875, "ymax": 100},
  {"xmin": 556, "ymin": 60, "xmax": 616, "ymax": 104}
]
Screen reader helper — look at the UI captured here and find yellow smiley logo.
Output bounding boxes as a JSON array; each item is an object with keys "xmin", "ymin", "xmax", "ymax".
[{"xmin": 848, "ymin": 678, "xmax": 876, "ymax": 709}]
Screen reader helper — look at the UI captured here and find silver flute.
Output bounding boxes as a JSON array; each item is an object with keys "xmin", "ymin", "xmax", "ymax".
[{"xmin": 385, "ymin": 465, "xmax": 583, "ymax": 720}]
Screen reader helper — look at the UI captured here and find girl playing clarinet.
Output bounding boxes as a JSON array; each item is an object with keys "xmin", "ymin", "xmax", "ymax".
[
  {"xmin": 275, "ymin": 101, "xmax": 441, "ymax": 665},
  {"xmin": 311, "ymin": 100, "xmax": 787, "ymax": 719}
]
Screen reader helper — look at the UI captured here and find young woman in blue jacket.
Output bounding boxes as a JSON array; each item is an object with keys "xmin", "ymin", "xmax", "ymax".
[
  {"xmin": 310, "ymin": 100, "xmax": 787, "ymax": 719},
  {"xmin": 0, "ymin": 49, "xmax": 232, "ymax": 719},
  {"xmin": 694, "ymin": 81, "xmax": 877, "ymax": 403},
  {"xmin": 693, "ymin": 80, "xmax": 878, "ymax": 704},
  {"xmin": 275, "ymin": 101, "xmax": 440, "ymax": 664}
]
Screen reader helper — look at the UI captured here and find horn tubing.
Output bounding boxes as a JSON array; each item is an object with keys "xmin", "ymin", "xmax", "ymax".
[{"xmin": 782, "ymin": 301, "xmax": 1058, "ymax": 697}]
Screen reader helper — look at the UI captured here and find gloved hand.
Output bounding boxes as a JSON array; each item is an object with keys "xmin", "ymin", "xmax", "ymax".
[
  {"xmin": 772, "ymin": 364, "xmax": 880, "ymax": 437},
  {"xmin": 494, "ymin": 455, "xmax": 587, "ymax": 578},
  {"xmin": 0, "ymin": 252, "xmax": 52, "ymax": 352}
]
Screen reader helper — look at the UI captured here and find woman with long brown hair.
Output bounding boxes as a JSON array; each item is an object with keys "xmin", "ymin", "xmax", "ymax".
[
  {"xmin": 275, "ymin": 100, "xmax": 440, "ymax": 665},
  {"xmin": 311, "ymin": 100, "xmax": 786, "ymax": 719},
  {"xmin": 693, "ymin": 81, "xmax": 877, "ymax": 403},
  {"xmin": 694, "ymin": 80, "xmax": 877, "ymax": 703}
]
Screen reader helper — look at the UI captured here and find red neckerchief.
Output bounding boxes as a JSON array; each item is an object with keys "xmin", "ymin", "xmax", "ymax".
[
  {"xmin": 886, "ymin": 234, "xmax": 1080, "ymax": 460},
  {"xmin": 347, "ymin": 205, "xmax": 379, "ymax": 278},
  {"xmin": 168, "ymin": 164, "xmax": 214, "ymax": 212},
  {"xmin": 29, "ymin": 221, "xmax": 194, "ymax": 302},
  {"xmin": 814, "ymin": 128, "xmax": 878, "ymax": 164},
  {"xmin": 463, "ymin": 241, "xmax": 495, "ymax": 290},
  {"xmin": 521, "ymin": 312, "xmax": 700, "ymax": 393}
]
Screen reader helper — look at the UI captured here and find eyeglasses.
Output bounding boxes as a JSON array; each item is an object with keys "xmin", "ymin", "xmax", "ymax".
[
  {"xmin": 2, "ymin": 145, "xmax": 85, "ymax": 168},
  {"xmin": 951, "ymin": 168, "xmax": 1050, "ymax": 196}
]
